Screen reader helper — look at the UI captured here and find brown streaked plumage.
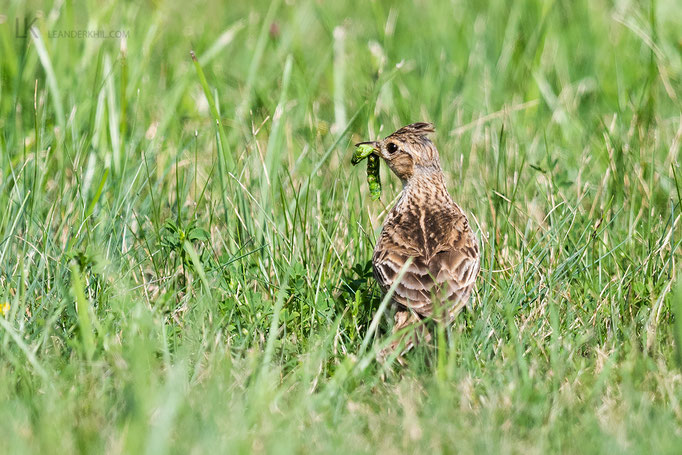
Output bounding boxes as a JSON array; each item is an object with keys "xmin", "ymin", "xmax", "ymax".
[{"xmin": 358, "ymin": 122, "xmax": 480, "ymax": 359}]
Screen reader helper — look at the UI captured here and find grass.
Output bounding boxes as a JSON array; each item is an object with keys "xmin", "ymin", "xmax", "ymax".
[{"xmin": 1, "ymin": 0, "xmax": 681, "ymax": 452}]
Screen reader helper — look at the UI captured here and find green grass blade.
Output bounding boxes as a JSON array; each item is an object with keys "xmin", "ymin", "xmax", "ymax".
[{"xmin": 70, "ymin": 264, "xmax": 96, "ymax": 361}]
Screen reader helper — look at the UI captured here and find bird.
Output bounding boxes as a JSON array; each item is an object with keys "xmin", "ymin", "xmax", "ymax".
[{"xmin": 355, "ymin": 122, "xmax": 480, "ymax": 360}]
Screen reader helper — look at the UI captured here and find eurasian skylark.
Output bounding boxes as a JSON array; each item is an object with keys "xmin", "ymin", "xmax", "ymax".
[{"xmin": 356, "ymin": 122, "xmax": 480, "ymax": 358}]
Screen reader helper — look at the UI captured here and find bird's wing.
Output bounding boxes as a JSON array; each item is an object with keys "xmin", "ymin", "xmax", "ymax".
[{"xmin": 372, "ymin": 210, "xmax": 480, "ymax": 319}]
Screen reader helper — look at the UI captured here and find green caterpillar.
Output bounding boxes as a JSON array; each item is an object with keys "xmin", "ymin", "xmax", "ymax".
[
  {"xmin": 351, "ymin": 143, "xmax": 381, "ymax": 201},
  {"xmin": 366, "ymin": 154, "xmax": 381, "ymax": 201}
]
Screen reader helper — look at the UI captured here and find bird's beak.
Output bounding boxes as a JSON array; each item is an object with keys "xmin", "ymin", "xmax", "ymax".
[
  {"xmin": 354, "ymin": 140, "xmax": 379, "ymax": 149},
  {"xmin": 351, "ymin": 141, "xmax": 380, "ymax": 165}
]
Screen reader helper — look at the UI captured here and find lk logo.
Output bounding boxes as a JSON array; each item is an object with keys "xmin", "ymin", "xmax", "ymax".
[{"xmin": 16, "ymin": 14, "xmax": 38, "ymax": 39}]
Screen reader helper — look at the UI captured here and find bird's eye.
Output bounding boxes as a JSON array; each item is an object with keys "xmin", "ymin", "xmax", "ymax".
[{"xmin": 386, "ymin": 143, "xmax": 398, "ymax": 154}]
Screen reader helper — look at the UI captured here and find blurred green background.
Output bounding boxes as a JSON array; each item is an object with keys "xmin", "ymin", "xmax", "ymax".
[{"xmin": 1, "ymin": 0, "xmax": 681, "ymax": 453}]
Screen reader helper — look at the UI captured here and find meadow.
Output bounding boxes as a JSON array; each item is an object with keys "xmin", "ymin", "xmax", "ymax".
[{"xmin": 1, "ymin": 0, "xmax": 681, "ymax": 452}]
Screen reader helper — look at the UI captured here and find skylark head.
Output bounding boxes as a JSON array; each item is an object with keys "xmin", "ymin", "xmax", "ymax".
[{"xmin": 356, "ymin": 122, "xmax": 440, "ymax": 182}]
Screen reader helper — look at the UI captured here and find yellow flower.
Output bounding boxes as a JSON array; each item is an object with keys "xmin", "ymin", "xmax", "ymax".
[{"xmin": 0, "ymin": 302, "xmax": 9, "ymax": 316}]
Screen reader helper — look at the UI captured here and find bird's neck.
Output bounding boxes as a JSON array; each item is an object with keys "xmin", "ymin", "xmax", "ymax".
[{"xmin": 396, "ymin": 168, "xmax": 452, "ymax": 212}]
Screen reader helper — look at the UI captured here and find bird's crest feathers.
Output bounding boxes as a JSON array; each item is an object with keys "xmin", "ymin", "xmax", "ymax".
[{"xmin": 389, "ymin": 122, "xmax": 435, "ymax": 142}]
